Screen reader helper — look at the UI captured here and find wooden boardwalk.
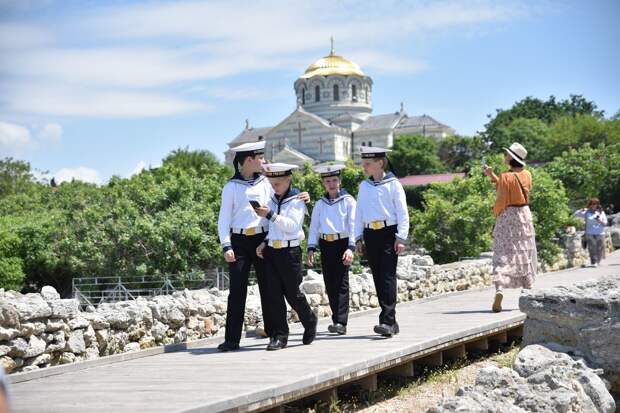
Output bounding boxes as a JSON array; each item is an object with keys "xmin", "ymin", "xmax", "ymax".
[{"xmin": 9, "ymin": 250, "xmax": 620, "ymax": 413}]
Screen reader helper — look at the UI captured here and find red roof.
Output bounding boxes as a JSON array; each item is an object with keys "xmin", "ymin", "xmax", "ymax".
[{"xmin": 399, "ymin": 173, "xmax": 465, "ymax": 186}]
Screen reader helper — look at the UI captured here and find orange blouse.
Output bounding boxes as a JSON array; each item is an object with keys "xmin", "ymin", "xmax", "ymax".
[{"xmin": 493, "ymin": 170, "xmax": 532, "ymax": 217}]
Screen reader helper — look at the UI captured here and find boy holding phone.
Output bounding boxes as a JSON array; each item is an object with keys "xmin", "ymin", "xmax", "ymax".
[
  {"xmin": 255, "ymin": 163, "xmax": 317, "ymax": 351},
  {"xmin": 307, "ymin": 164, "xmax": 356, "ymax": 335}
]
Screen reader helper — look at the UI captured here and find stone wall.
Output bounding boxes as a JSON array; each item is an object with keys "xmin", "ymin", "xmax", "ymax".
[{"xmin": 520, "ymin": 275, "xmax": 620, "ymax": 393}]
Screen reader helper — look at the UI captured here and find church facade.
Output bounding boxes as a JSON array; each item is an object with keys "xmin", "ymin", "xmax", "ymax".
[{"xmin": 225, "ymin": 46, "xmax": 456, "ymax": 166}]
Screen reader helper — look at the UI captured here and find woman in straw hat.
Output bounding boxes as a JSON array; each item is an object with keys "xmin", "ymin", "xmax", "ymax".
[{"xmin": 483, "ymin": 142, "xmax": 537, "ymax": 312}]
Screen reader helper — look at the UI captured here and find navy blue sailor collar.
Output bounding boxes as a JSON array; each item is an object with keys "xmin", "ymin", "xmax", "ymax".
[
  {"xmin": 229, "ymin": 172, "xmax": 266, "ymax": 186},
  {"xmin": 366, "ymin": 172, "xmax": 397, "ymax": 186},
  {"xmin": 321, "ymin": 189, "xmax": 351, "ymax": 205},
  {"xmin": 271, "ymin": 187, "xmax": 301, "ymax": 205}
]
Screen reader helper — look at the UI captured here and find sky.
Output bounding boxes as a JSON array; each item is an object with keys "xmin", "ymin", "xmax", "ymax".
[{"xmin": 0, "ymin": 0, "xmax": 619, "ymax": 184}]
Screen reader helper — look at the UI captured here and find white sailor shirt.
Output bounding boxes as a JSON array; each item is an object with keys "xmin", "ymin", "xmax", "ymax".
[
  {"xmin": 217, "ymin": 173, "xmax": 273, "ymax": 252},
  {"xmin": 307, "ymin": 190, "xmax": 356, "ymax": 252},
  {"xmin": 265, "ymin": 188, "xmax": 306, "ymax": 242},
  {"xmin": 354, "ymin": 172, "xmax": 409, "ymax": 243}
]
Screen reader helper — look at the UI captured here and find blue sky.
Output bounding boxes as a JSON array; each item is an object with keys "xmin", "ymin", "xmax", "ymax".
[{"xmin": 1, "ymin": 0, "xmax": 619, "ymax": 184}]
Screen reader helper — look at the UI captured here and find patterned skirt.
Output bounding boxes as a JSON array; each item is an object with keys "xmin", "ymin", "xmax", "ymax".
[{"xmin": 492, "ymin": 206, "xmax": 537, "ymax": 289}]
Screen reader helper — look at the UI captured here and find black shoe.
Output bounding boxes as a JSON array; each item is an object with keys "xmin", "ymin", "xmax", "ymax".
[
  {"xmin": 328, "ymin": 323, "xmax": 347, "ymax": 335},
  {"xmin": 266, "ymin": 336, "xmax": 288, "ymax": 351},
  {"xmin": 217, "ymin": 341, "xmax": 240, "ymax": 352},
  {"xmin": 374, "ymin": 323, "xmax": 397, "ymax": 337},
  {"xmin": 303, "ymin": 318, "xmax": 318, "ymax": 345}
]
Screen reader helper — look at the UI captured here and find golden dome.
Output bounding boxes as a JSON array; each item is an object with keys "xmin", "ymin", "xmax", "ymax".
[{"xmin": 300, "ymin": 50, "xmax": 365, "ymax": 79}]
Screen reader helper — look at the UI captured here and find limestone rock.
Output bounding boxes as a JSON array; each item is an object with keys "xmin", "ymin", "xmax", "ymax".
[
  {"xmin": 0, "ymin": 301, "xmax": 20, "ymax": 327},
  {"xmin": 0, "ymin": 326, "xmax": 19, "ymax": 341},
  {"xmin": 49, "ymin": 299, "xmax": 79, "ymax": 319},
  {"xmin": 45, "ymin": 319, "xmax": 66, "ymax": 332},
  {"xmin": 124, "ymin": 342, "xmax": 141, "ymax": 353},
  {"xmin": 25, "ymin": 352, "xmax": 51, "ymax": 367},
  {"xmin": 429, "ymin": 344, "xmax": 615, "ymax": 413},
  {"xmin": 8, "ymin": 337, "xmax": 29, "ymax": 357},
  {"xmin": 520, "ymin": 275, "xmax": 620, "ymax": 377},
  {"xmin": 13, "ymin": 294, "xmax": 52, "ymax": 321},
  {"xmin": 24, "ymin": 335, "xmax": 46, "ymax": 358},
  {"xmin": 40, "ymin": 286, "xmax": 60, "ymax": 301},
  {"xmin": 0, "ymin": 356, "xmax": 18, "ymax": 373},
  {"xmin": 58, "ymin": 352, "xmax": 77, "ymax": 365},
  {"xmin": 65, "ymin": 330, "xmax": 86, "ymax": 354},
  {"xmin": 300, "ymin": 279, "xmax": 325, "ymax": 295},
  {"xmin": 68, "ymin": 317, "xmax": 90, "ymax": 330}
]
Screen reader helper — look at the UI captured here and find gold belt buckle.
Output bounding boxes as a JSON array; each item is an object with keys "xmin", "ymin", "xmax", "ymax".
[
  {"xmin": 272, "ymin": 240, "xmax": 283, "ymax": 249},
  {"xmin": 325, "ymin": 234, "xmax": 335, "ymax": 242},
  {"xmin": 245, "ymin": 227, "xmax": 256, "ymax": 236},
  {"xmin": 371, "ymin": 221, "xmax": 383, "ymax": 230}
]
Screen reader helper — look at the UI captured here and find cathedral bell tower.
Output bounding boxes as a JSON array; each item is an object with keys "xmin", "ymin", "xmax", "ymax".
[{"xmin": 293, "ymin": 38, "xmax": 373, "ymax": 129}]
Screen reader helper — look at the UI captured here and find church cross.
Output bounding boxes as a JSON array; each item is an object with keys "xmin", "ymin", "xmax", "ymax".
[
  {"xmin": 318, "ymin": 137, "xmax": 325, "ymax": 154},
  {"xmin": 293, "ymin": 122, "xmax": 306, "ymax": 145}
]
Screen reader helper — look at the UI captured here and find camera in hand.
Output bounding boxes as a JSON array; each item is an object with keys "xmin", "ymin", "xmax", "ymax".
[{"xmin": 249, "ymin": 200, "xmax": 261, "ymax": 209}]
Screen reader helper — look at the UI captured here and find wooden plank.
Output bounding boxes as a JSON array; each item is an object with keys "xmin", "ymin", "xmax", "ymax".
[
  {"xmin": 380, "ymin": 361, "xmax": 415, "ymax": 377},
  {"xmin": 415, "ymin": 351, "xmax": 443, "ymax": 367},
  {"xmin": 443, "ymin": 344, "xmax": 466, "ymax": 361},
  {"xmin": 465, "ymin": 337, "xmax": 489, "ymax": 352},
  {"xmin": 352, "ymin": 374, "xmax": 377, "ymax": 392}
]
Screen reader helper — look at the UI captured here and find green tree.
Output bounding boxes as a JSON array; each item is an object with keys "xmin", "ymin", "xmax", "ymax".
[
  {"xmin": 544, "ymin": 143, "xmax": 620, "ymax": 210},
  {"xmin": 437, "ymin": 135, "xmax": 488, "ymax": 172},
  {"xmin": 0, "ymin": 157, "xmax": 36, "ymax": 198},
  {"xmin": 483, "ymin": 95, "xmax": 603, "ymax": 150},
  {"xmin": 390, "ymin": 135, "xmax": 446, "ymax": 176},
  {"xmin": 495, "ymin": 118, "xmax": 552, "ymax": 162}
]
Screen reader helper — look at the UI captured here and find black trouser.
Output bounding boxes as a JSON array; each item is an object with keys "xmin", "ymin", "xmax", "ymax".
[
  {"xmin": 224, "ymin": 232, "xmax": 274, "ymax": 344},
  {"xmin": 319, "ymin": 238, "xmax": 350, "ymax": 326},
  {"xmin": 364, "ymin": 225, "xmax": 398, "ymax": 326},
  {"xmin": 264, "ymin": 246, "xmax": 317, "ymax": 339}
]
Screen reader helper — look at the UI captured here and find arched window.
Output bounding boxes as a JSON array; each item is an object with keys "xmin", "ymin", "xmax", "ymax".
[
  {"xmin": 352, "ymin": 84, "xmax": 357, "ymax": 101},
  {"xmin": 368, "ymin": 141, "xmax": 372, "ymax": 147},
  {"xmin": 333, "ymin": 84, "xmax": 339, "ymax": 101},
  {"xmin": 315, "ymin": 85, "xmax": 320, "ymax": 102},
  {"xmin": 302, "ymin": 88, "xmax": 306, "ymax": 105},
  {"xmin": 361, "ymin": 141, "xmax": 366, "ymax": 146}
]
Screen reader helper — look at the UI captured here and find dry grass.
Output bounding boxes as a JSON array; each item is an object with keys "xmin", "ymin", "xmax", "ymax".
[{"xmin": 285, "ymin": 342, "xmax": 521, "ymax": 413}]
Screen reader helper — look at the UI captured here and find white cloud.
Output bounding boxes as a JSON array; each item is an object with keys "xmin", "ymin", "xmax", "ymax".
[
  {"xmin": 129, "ymin": 161, "xmax": 147, "ymax": 177},
  {"xmin": 0, "ymin": 121, "xmax": 32, "ymax": 153},
  {"xmin": 2, "ymin": 83, "xmax": 210, "ymax": 117},
  {"xmin": 54, "ymin": 166, "xmax": 101, "ymax": 185},
  {"xmin": 0, "ymin": 0, "xmax": 532, "ymax": 118},
  {"xmin": 37, "ymin": 123, "xmax": 62, "ymax": 143}
]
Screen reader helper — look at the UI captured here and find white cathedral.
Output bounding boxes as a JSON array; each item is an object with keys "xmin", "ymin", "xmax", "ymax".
[{"xmin": 225, "ymin": 44, "xmax": 456, "ymax": 166}]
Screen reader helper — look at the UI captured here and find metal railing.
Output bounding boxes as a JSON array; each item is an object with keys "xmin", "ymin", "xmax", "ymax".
[{"xmin": 72, "ymin": 268, "xmax": 233, "ymax": 308}]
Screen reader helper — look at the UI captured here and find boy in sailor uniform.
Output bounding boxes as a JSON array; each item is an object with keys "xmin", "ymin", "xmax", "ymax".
[
  {"xmin": 307, "ymin": 164, "xmax": 356, "ymax": 335},
  {"xmin": 255, "ymin": 163, "xmax": 318, "ymax": 351},
  {"xmin": 216, "ymin": 142, "xmax": 309, "ymax": 352},
  {"xmin": 355, "ymin": 146, "xmax": 409, "ymax": 337}
]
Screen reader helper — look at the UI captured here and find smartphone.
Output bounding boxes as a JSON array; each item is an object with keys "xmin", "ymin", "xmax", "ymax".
[{"xmin": 249, "ymin": 200, "xmax": 261, "ymax": 209}]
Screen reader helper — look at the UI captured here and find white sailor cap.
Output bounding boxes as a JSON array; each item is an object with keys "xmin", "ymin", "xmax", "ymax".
[
  {"xmin": 360, "ymin": 146, "xmax": 392, "ymax": 159},
  {"xmin": 230, "ymin": 141, "xmax": 265, "ymax": 156},
  {"xmin": 313, "ymin": 164, "xmax": 346, "ymax": 178},
  {"xmin": 262, "ymin": 163, "xmax": 299, "ymax": 177}
]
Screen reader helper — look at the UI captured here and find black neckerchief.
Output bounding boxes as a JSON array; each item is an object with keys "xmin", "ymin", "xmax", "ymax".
[
  {"xmin": 230, "ymin": 172, "xmax": 265, "ymax": 186},
  {"xmin": 321, "ymin": 188, "xmax": 350, "ymax": 205},
  {"xmin": 366, "ymin": 172, "xmax": 397, "ymax": 186},
  {"xmin": 272, "ymin": 186, "xmax": 301, "ymax": 213}
]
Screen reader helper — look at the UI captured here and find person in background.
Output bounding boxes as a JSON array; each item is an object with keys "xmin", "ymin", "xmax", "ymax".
[
  {"xmin": 483, "ymin": 142, "xmax": 537, "ymax": 313},
  {"xmin": 575, "ymin": 197, "xmax": 608, "ymax": 267},
  {"xmin": 256, "ymin": 163, "xmax": 317, "ymax": 351},
  {"xmin": 307, "ymin": 164, "xmax": 356, "ymax": 335},
  {"xmin": 354, "ymin": 146, "xmax": 409, "ymax": 337}
]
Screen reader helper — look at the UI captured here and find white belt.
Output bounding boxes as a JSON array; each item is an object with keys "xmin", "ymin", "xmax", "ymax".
[
  {"xmin": 268, "ymin": 239, "xmax": 301, "ymax": 249},
  {"xmin": 364, "ymin": 220, "xmax": 397, "ymax": 230},
  {"xmin": 320, "ymin": 233, "xmax": 349, "ymax": 242},
  {"xmin": 231, "ymin": 226, "xmax": 268, "ymax": 236}
]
